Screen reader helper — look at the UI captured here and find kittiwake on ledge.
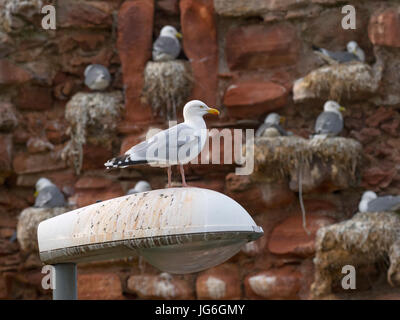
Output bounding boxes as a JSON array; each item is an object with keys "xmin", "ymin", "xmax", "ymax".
[
  {"xmin": 255, "ymin": 113, "xmax": 289, "ymax": 138},
  {"xmin": 312, "ymin": 101, "xmax": 345, "ymax": 140},
  {"xmin": 152, "ymin": 25, "xmax": 182, "ymax": 62},
  {"xmin": 84, "ymin": 64, "xmax": 111, "ymax": 91},
  {"xmin": 127, "ymin": 180, "xmax": 152, "ymax": 195},
  {"xmin": 312, "ymin": 41, "xmax": 365, "ymax": 64},
  {"xmin": 359, "ymin": 191, "xmax": 400, "ymax": 213}
]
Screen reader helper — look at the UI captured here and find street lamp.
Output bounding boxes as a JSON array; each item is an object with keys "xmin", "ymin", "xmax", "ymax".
[{"xmin": 38, "ymin": 187, "xmax": 263, "ymax": 299}]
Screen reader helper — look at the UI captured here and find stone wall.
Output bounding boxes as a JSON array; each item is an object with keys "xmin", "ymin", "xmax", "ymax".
[{"xmin": 0, "ymin": 0, "xmax": 400, "ymax": 299}]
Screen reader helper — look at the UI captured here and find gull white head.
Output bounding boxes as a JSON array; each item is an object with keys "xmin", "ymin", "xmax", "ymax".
[
  {"xmin": 347, "ymin": 41, "xmax": 365, "ymax": 62},
  {"xmin": 127, "ymin": 180, "xmax": 152, "ymax": 195},
  {"xmin": 358, "ymin": 190, "xmax": 378, "ymax": 212},
  {"xmin": 324, "ymin": 100, "xmax": 346, "ymax": 116},
  {"xmin": 160, "ymin": 25, "xmax": 182, "ymax": 40},
  {"xmin": 35, "ymin": 178, "xmax": 55, "ymax": 192},
  {"xmin": 84, "ymin": 64, "xmax": 111, "ymax": 90},
  {"xmin": 183, "ymin": 100, "xmax": 220, "ymax": 122},
  {"xmin": 265, "ymin": 113, "xmax": 284, "ymax": 125}
]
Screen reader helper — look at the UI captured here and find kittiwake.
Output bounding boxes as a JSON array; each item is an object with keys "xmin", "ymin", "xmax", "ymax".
[
  {"xmin": 84, "ymin": 64, "xmax": 111, "ymax": 91},
  {"xmin": 152, "ymin": 25, "xmax": 182, "ymax": 62},
  {"xmin": 34, "ymin": 178, "xmax": 67, "ymax": 208},
  {"xmin": 359, "ymin": 191, "xmax": 400, "ymax": 213},
  {"xmin": 127, "ymin": 180, "xmax": 152, "ymax": 195},
  {"xmin": 256, "ymin": 113, "xmax": 288, "ymax": 138},
  {"xmin": 313, "ymin": 100, "xmax": 345, "ymax": 139},
  {"xmin": 312, "ymin": 41, "xmax": 365, "ymax": 64}
]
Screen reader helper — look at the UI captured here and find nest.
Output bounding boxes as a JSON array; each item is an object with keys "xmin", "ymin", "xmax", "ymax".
[
  {"xmin": 293, "ymin": 62, "xmax": 382, "ymax": 103},
  {"xmin": 142, "ymin": 60, "xmax": 193, "ymax": 120},
  {"xmin": 62, "ymin": 91, "xmax": 124, "ymax": 175},
  {"xmin": 310, "ymin": 212, "xmax": 400, "ymax": 298},
  {"xmin": 2, "ymin": 0, "xmax": 43, "ymax": 32},
  {"xmin": 17, "ymin": 206, "xmax": 69, "ymax": 252},
  {"xmin": 252, "ymin": 136, "xmax": 362, "ymax": 186}
]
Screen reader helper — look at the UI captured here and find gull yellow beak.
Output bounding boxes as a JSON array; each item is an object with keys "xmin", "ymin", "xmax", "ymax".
[
  {"xmin": 280, "ymin": 116, "xmax": 286, "ymax": 124},
  {"xmin": 34, "ymin": 191, "xmax": 38, "ymax": 198},
  {"xmin": 207, "ymin": 108, "xmax": 220, "ymax": 116},
  {"xmin": 176, "ymin": 32, "xmax": 183, "ymax": 39},
  {"xmin": 339, "ymin": 106, "xmax": 346, "ymax": 112}
]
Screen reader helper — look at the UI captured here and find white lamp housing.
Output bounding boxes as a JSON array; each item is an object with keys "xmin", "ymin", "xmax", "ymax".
[{"xmin": 38, "ymin": 188, "xmax": 263, "ymax": 274}]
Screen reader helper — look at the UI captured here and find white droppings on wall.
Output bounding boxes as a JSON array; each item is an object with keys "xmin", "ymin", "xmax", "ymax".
[
  {"xmin": 154, "ymin": 273, "xmax": 176, "ymax": 299},
  {"xmin": 248, "ymin": 274, "xmax": 276, "ymax": 297},
  {"xmin": 205, "ymin": 276, "xmax": 226, "ymax": 299}
]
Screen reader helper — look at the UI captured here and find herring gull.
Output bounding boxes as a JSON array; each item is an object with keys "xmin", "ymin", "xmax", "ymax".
[{"xmin": 105, "ymin": 100, "xmax": 220, "ymax": 187}]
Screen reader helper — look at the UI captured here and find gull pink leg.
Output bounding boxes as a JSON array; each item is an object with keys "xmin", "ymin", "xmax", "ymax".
[
  {"xmin": 179, "ymin": 164, "xmax": 188, "ymax": 187},
  {"xmin": 167, "ymin": 166, "xmax": 172, "ymax": 188}
]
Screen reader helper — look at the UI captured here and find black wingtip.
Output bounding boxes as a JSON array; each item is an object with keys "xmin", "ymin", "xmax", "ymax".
[
  {"xmin": 104, "ymin": 155, "xmax": 149, "ymax": 169},
  {"xmin": 312, "ymin": 44, "xmax": 320, "ymax": 51}
]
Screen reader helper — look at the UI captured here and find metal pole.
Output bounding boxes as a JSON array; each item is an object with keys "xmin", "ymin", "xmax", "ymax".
[{"xmin": 52, "ymin": 263, "xmax": 77, "ymax": 300}]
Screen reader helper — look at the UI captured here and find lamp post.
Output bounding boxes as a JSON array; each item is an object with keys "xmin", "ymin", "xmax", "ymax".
[{"xmin": 37, "ymin": 188, "xmax": 263, "ymax": 300}]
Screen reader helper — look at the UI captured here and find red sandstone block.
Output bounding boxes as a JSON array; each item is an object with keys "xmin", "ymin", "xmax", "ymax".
[
  {"xmin": 180, "ymin": 0, "xmax": 218, "ymax": 106},
  {"xmin": 58, "ymin": 0, "xmax": 115, "ymax": 28},
  {"xmin": 223, "ymin": 81, "xmax": 288, "ymax": 119},
  {"xmin": 75, "ymin": 176, "xmax": 113, "ymax": 190},
  {"xmin": 69, "ymin": 184, "xmax": 124, "ymax": 208},
  {"xmin": 16, "ymin": 85, "xmax": 53, "ymax": 111},
  {"xmin": 0, "ymin": 135, "xmax": 13, "ymax": 174},
  {"xmin": 268, "ymin": 213, "xmax": 335, "ymax": 257},
  {"xmin": 78, "ymin": 273, "xmax": 124, "ymax": 300},
  {"xmin": 12, "ymin": 146, "xmax": 67, "ymax": 174},
  {"xmin": 225, "ymin": 24, "xmax": 299, "ymax": 70},
  {"xmin": 117, "ymin": 0, "xmax": 154, "ymax": 123},
  {"xmin": 369, "ymin": 7, "xmax": 400, "ymax": 47},
  {"xmin": 82, "ymin": 144, "xmax": 113, "ymax": 171},
  {"xmin": 0, "ymin": 59, "xmax": 31, "ymax": 85}
]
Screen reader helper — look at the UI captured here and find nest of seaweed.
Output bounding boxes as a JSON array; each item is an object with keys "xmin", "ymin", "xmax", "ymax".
[
  {"xmin": 251, "ymin": 136, "xmax": 362, "ymax": 184},
  {"xmin": 293, "ymin": 61, "xmax": 381, "ymax": 103},
  {"xmin": 311, "ymin": 211, "xmax": 400, "ymax": 297},
  {"xmin": 61, "ymin": 91, "xmax": 124, "ymax": 175},
  {"xmin": 142, "ymin": 60, "xmax": 193, "ymax": 120}
]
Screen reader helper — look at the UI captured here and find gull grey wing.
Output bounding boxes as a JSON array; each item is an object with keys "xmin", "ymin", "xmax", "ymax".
[
  {"xmin": 34, "ymin": 187, "xmax": 66, "ymax": 208},
  {"xmin": 315, "ymin": 112, "xmax": 343, "ymax": 135},
  {"xmin": 125, "ymin": 123, "xmax": 199, "ymax": 163},
  {"xmin": 153, "ymin": 36, "xmax": 180, "ymax": 59},
  {"xmin": 368, "ymin": 196, "xmax": 400, "ymax": 212},
  {"xmin": 84, "ymin": 65, "xmax": 110, "ymax": 86},
  {"xmin": 255, "ymin": 123, "xmax": 269, "ymax": 137},
  {"xmin": 272, "ymin": 124, "xmax": 288, "ymax": 136},
  {"xmin": 324, "ymin": 50, "xmax": 360, "ymax": 63}
]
